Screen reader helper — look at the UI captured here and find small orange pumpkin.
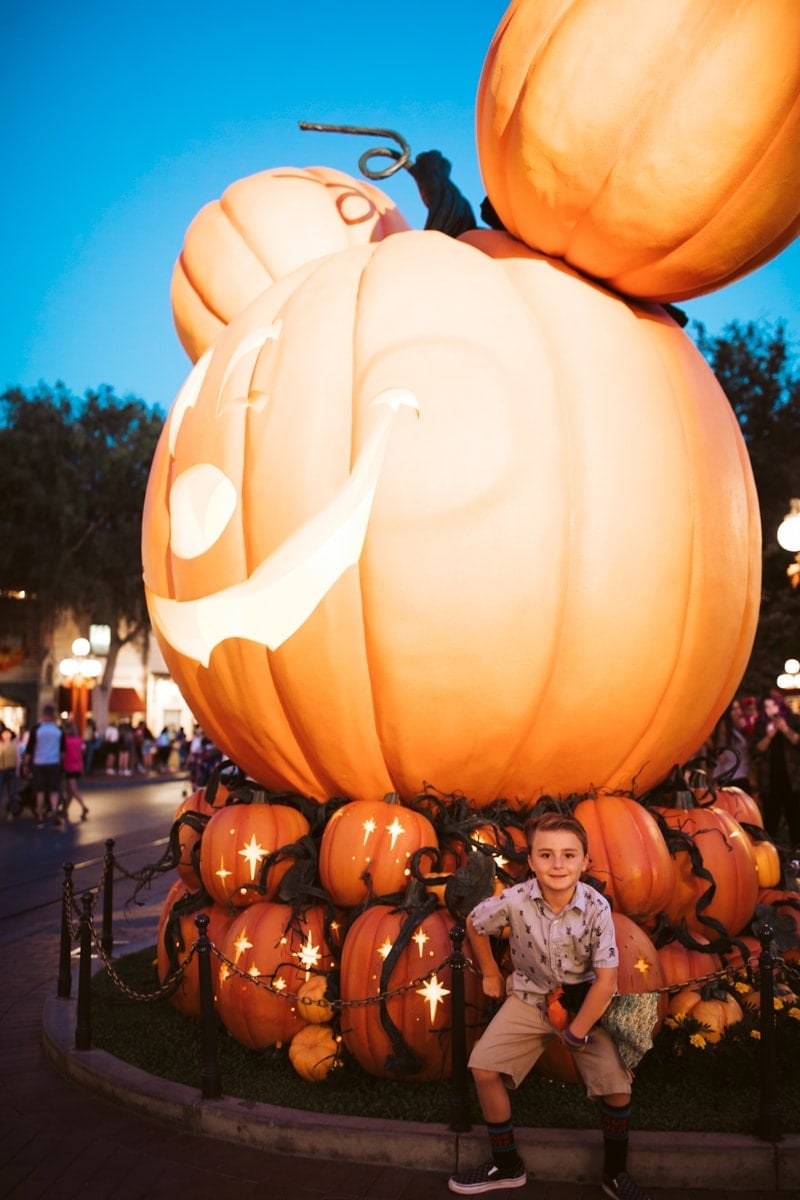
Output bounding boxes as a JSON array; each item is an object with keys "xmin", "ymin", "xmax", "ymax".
[
  {"xmin": 667, "ymin": 985, "xmax": 703, "ymax": 1024},
  {"xmin": 656, "ymin": 936, "xmax": 721, "ymax": 992},
  {"xmin": 573, "ymin": 794, "xmax": 674, "ymax": 923},
  {"xmin": 750, "ymin": 838, "xmax": 782, "ymax": 889},
  {"xmin": 296, "ymin": 974, "xmax": 335, "ymax": 1024},
  {"xmin": 700, "ymin": 784, "xmax": 764, "ymax": 829},
  {"xmin": 339, "ymin": 899, "xmax": 483, "ymax": 1080},
  {"xmin": 171, "ymin": 784, "xmax": 231, "ymax": 889},
  {"xmin": 657, "ymin": 805, "xmax": 759, "ymax": 938},
  {"xmin": 318, "ymin": 796, "xmax": 438, "ymax": 908},
  {"xmin": 171, "ymin": 165, "xmax": 410, "ymax": 361},
  {"xmin": 289, "ymin": 1022, "xmax": 340, "ymax": 1082},
  {"xmin": 690, "ymin": 992, "xmax": 744, "ymax": 1043},
  {"xmin": 155, "ymin": 879, "xmax": 235, "ymax": 1017},
  {"xmin": 477, "ymin": 0, "xmax": 800, "ymax": 302},
  {"xmin": 199, "ymin": 801, "xmax": 310, "ymax": 908},
  {"xmin": 217, "ymin": 901, "xmax": 334, "ymax": 1050}
]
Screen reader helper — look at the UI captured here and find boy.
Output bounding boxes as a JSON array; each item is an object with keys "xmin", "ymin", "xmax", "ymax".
[{"xmin": 448, "ymin": 811, "xmax": 652, "ymax": 1200}]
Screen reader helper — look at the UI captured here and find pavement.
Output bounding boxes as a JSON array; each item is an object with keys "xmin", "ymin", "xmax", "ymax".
[{"xmin": 1, "ymin": 774, "xmax": 798, "ymax": 1199}]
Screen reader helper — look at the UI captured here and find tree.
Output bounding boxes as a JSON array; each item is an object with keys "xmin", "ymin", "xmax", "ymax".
[
  {"xmin": 0, "ymin": 383, "xmax": 164, "ymax": 729},
  {"xmin": 693, "ymin": 319, "xmax": 800, "ymax": 696}
]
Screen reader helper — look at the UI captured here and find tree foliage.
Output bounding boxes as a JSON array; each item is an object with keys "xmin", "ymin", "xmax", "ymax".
[
  {"xmin": 693, "ymin": 319, "xmax": 800, "ymax": 696},
  {"xmin": 0, "ymin": 383, "xmax": 163, "ymax": 702}
]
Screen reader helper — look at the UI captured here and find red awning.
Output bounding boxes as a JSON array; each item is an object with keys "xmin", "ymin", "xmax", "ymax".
[{"xmin": 109, "ymin": 687, "xmax": 144, "ymax": 714}]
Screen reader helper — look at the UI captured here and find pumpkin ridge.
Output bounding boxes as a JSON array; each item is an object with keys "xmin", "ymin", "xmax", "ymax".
[
  {"xmin": 560, "ymin": 1, "xmax": 731, "ymax": 275},
  {"xmin": 173, "ymin": 255, "xmax": 227, "ymax": 326},
  {"xmin": 597, "ymin": 318, "xmax": 699, "ymax": 788},
  {"xmin": 218, "ymin": 191, "xmax": 275, "ymax": 292},
  {"xmin": 608, "ymin": 88, "xmax": 800, "ymax": 297},
  {"xmin": 606, "ymin": 316, "xmax": 758, "ymax": 787},
  {"xmin": 460, "ymin": 242, "xmax": 575, "ymax": 790}
]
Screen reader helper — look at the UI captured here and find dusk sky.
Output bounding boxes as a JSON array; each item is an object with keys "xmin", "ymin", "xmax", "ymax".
[{"xmin": 4, "ymin": 0, "xmax": 799, "ymax": 414}]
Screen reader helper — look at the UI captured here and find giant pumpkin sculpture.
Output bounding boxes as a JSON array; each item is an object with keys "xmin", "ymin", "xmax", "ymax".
[
  {"xmin": 476, "ymin": 0, "xmax": 800, "ymax": 302},
  {"xmin": 171, "ymin": 165, "xmax": 410, "ymax": 361},
  {"xmin": 142, "ymin": 228, "xmax": 759, "ymax": 806}
]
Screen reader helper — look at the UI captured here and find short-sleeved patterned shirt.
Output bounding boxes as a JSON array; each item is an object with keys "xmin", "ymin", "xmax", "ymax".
[{"xmin": 469, "ymin": 878, "xmax": 618, "ymax": 1006}]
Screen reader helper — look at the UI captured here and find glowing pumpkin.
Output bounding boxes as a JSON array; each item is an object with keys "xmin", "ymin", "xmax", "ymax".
[
  {"xmin": 171, "ymin": 165, "xmax": 410, "ymax": 361},
  {"xmin": 476, "ymin": 0, "xmax": 800, "ymax": 302},
  {"xmin": 199, "ymin": 801, "xmax": 309, "ymax": 908},
  {"xmin": 142, "ymin": 228, "xmax": 759, "ymax": 806},
  {"xmin": 339, "ymin": 900, "xmax": 483, "ymax": 1080},
  {"xmin": 155, "ymin": 879, "xmax": 235, "ymax": 1017},
  {"xmin": 318, "ymin": 796, "xmax": 438, "ymax": 908},
  {"xmin": 573, "ymin": 794, "xmax": 674, "ymax": 923},
  {"xmin": 217, "ymin": 901, "xmax": 333, "ymax": 1049}
]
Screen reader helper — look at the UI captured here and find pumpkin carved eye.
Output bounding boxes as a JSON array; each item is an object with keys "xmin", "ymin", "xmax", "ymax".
[
  {"xmin": 150, "ymin": 384, "xmax": 420, "ymax": 663},
  {"xmin": 169, "ymin": 464, "xmax": 238, "ymax": 559}
]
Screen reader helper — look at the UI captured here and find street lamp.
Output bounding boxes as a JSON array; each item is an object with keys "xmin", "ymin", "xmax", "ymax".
[
  {"xmin": 777, "ymin": 499, "xmax": 800, "ymax": 587},
  {"xmin": 776, "ymin": 658, "xmax": 800, "ymax": 691},
  {"xmin": 59, "ymin": 637, "xmax": 102, "ymax": 735}
]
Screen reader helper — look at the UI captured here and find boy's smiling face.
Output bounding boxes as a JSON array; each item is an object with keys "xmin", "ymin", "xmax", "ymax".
[{"xmin": 528, "ymin": 828, "xmax": 588, "ymax": 908}]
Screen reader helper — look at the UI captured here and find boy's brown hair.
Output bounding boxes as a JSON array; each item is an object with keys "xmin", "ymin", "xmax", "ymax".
[{"xmin": 523, "ymin": 811, "xmax": 589, "ymax": 856}]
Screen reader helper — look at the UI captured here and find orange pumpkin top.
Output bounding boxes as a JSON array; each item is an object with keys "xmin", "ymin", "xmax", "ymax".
[{"xmin": 477, "ymin": 0, "xmax": 800, "ymax": 302}]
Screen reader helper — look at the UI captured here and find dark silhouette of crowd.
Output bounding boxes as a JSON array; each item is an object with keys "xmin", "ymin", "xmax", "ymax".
[{"xmin": 704, "ymin": 691, "xmax": 800, "ymax": 857}]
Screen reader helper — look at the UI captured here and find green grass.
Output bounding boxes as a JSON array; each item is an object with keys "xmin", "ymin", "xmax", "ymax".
[{"xmin": 90, "ymin": 947, "xmax": 800, "ymax": 1136}]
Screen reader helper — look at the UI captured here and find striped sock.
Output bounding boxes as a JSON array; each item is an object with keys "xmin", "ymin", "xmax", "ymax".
[
  {"xmin": 487, "ymin": 1119, "xmax": 518, "ymax": 1167},
  {"xmin": 600, "ymin": 1100, "xmax": 631, "ymax": 1180}
]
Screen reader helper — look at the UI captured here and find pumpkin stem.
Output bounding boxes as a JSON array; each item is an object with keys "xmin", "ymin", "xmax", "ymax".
[{"xmin": 298, "ymin": 120, "xmax": 477, "ymax": 238}]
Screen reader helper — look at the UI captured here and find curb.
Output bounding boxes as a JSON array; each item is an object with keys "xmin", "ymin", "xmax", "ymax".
[{"xmin": 42, "ymin": 995, "xmax": 800, "ymax": 1192}]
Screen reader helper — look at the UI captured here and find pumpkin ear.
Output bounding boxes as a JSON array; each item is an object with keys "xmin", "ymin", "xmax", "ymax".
[{"xmin": 477, "ymin": 1, "xmax": 800, "ymax": 301}]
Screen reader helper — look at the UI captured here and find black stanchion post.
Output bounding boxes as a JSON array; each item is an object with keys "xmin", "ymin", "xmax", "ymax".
[
  {"xmin": 101, "ymin": 838, "xmax": 115, "ymax": 956},
  {"xmin": 57, "ymin": 862, "xmax": 75, "ymax": 998},
  {"xmin": 757, "ymin": 922, "xmax": 781, "ymax": 1143},
  {"xmin": 195, "ymin": 913, "xmax": 222, "ymax": 1099},
  {"xmin": 448, "ymin": 922, "xmax": 471, "ymax": 1132},
  {"xmin": 75, "ymin": 890, "xmax": 94, "ymax": 1050}
]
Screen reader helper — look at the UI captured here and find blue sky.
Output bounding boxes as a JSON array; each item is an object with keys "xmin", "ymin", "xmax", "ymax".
[{"xmin": 3, "ymin": 0, "xmax": 799, "ymax": 414}]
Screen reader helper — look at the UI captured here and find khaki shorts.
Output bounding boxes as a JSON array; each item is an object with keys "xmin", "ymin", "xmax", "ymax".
[{"xmin": 468, "ymin": 992, "xmax": 632, "ymax": 1099}]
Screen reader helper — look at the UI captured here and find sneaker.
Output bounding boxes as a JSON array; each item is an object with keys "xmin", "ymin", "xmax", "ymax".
[
  {"xmin": 448, "ymin": 1157, "xmax": 526, "ymax": 1194},
  {"xmin": 602, "ymin": 1171, "xmax": 653, "ymax": 1200}
]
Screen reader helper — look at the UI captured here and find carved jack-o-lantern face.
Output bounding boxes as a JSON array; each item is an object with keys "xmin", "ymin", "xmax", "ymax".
[{"xmin": 142, "ymin": 229, "xmax": 759, "ymax": 806}]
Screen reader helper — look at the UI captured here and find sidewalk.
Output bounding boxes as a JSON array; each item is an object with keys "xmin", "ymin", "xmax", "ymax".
[{"xmin": 1, "ymin": 778, "xmax": 797, "ymax": 1198}]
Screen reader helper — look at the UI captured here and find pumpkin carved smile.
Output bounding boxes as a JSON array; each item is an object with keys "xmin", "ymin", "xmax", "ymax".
[{"xmin": 147, "ymin": 385, "xmax": 419, "ymax": 663}]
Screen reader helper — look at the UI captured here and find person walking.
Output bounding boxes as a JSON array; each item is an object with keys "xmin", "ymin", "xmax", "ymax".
[
  {"xmin": 24, "ymin": 704, "xmax": 65, "ymax": 828},
  {"xmin": 448, "ymin": 811, "xmax": 651, "ymax": 1200},
  {"xmin": 60, "ymin": 719, "xmax": 89, "ymax": 820},
  {"xmin": 0, "ymin": 726, "xmax": 19, "ymax": 820}
]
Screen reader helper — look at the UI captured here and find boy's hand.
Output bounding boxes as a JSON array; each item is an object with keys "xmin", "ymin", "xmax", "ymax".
[
  {"xmin": 480, "ymin": 970, "xmax": 505, "ymax": 1000},
  {"xmin": 564, "ymin": 1025, "xmax": 593, "ymax": 1050}
]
